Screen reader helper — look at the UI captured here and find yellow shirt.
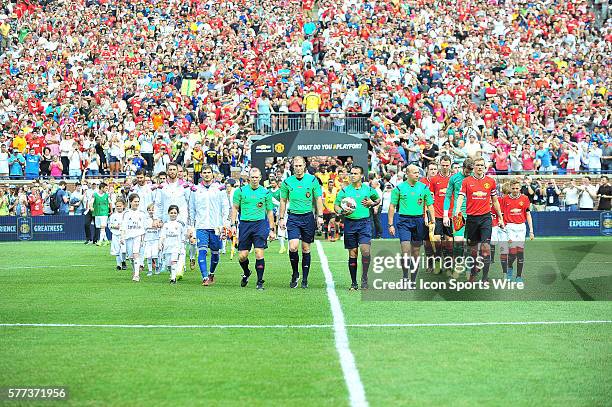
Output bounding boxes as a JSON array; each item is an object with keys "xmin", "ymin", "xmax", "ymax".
[
  {"xmin": 322, "ymin": 188, "xmax": 337, "ymax": 213},
  {"xmin": 0, "ymin": 23, "xmax": 10, "ymax": 38},
  {"xmin": 316, "ymin": 171, "xmax": 331, "ymax": 186},
  {"xmin": 12, "ymin": 136, "xmax": 27, "ymax": 153},
  {"xmin": 303, "ymin": 92, "xmax": 321, "ymax": 111},
  {"xmin": 192, "ymin": 150, "xmax": 204, "ymax": 172},
  {"xmin": 123, "ymin": 139, "xmax": 140, "ymax": 158},
  {"xmin": 358, "ymin": 83, "xmax": 370, "ymax": 96}
]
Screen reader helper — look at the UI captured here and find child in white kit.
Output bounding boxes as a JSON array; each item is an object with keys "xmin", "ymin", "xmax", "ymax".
[
  {"xmin": 143, "ymin": 203, "xmax": 161, "ymax": 276},
  {"xmin": 121, "ymin": 193, "xmax": 150, "ymax": 282},
  {"xmin": 108, "ymin": 198, "xmax": 127, "ymax": 270},
  {"xmin": 159, "ymin": 205, "xmax": 195, "ymax": 284}
]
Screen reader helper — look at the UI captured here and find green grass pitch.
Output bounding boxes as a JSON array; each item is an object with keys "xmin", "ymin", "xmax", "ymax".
[{"xmin": 1, "ymin": 240, "xmax": 610, "ymax": 406}]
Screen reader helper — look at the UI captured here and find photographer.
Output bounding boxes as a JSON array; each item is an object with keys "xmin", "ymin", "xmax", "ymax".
[{"xmin": 544, "ymin": 179, "xmax": 561, "ymax": 211}]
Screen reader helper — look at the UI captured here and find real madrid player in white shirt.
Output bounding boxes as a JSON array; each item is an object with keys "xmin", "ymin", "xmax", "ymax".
[
  {"xmin": 154, "ymin": 162, "xmax": 191, "ymax": 224},
  {"xmin": 121, "ymin": 194, "xmax": 151, "ymax": 282},
  {"xmin": 132, "ymin": 169, "xmax": 155, "ymax": 212},
  {"xmin": 189, "ymin": 165, "xmax": 231, "ymax": 286}
]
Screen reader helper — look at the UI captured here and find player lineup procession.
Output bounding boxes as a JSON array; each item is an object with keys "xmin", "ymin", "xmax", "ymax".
[{"xmin": 95, "ymin": 156, "xmax": 534, "ymax": 290}]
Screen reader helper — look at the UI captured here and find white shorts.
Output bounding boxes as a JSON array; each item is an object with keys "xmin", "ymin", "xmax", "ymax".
[
  {"xmin": 125, "ymin": 236, "xmax": 144, "ymax": 258},
  {"xmin": 506, "ymin": 223, "xmax": 527, "ymax": 248},
  {"xmin": 110, "ymin": 235, "xmax": 125, "ymax": 256},
  {"xmin": 491, "ymin": 226, "xmax": 509, "ymax": 254},
  {"xmin": 165, "ymin": 251, "xmax": 183, "ymax": 264},
  {"xmin": 143, "ymin": 240, "xmax": 159, "ymax": 259},
  {"xmin": 95, "ymin": 216, "xmax": 108, "ymax": 228}
]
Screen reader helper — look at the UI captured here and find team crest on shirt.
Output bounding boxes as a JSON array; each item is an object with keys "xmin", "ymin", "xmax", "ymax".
[
  {"xmin": 306, "ymin": 191, "xmax": 311, "ymax": 198},
  {"xmin": 483, "ymin": 182, "xmax": 490, "ymax": 189},
  {"xmin": 417, "ymin": 198, "xmax": 423, "ymax": 206},
  {"xmin": 519, "ymin": 201, "xmax": 524, "ymax": 206},
  {"xmin": 257, "ymin": 202, "xmax": 263, "ymax": 208}
]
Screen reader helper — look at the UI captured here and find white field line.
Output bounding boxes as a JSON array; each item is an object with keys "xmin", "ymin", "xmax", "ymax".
[
  {"xmin": 0, "ymin": 323, "xmax": 332, "ymax": 329},
  {"xmin": 0, "ymin": 264, "xmax": 97, "ymax": 270},
  {"xmin": 315, "ymin": 240, "xmax": 369, "ymax": 407},
  {"xmin": 1, "ymin": 321, "xmax": 610, "ymax": 330}
]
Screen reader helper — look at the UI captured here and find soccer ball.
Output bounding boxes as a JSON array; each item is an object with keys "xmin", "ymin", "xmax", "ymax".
[{"xmin": 340, "ymin": 197, "xmax": 357, "ymax": 215}]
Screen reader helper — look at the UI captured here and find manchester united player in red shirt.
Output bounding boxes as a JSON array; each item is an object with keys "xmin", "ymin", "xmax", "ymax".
[
  {"xmin": 420, "ymin": 162, "xmax": 438, "ymax": 272},
  {"xmin": 490, "ymin": 182, "xmax": 510, "ymax": 274},
  {"xmin": 455, "ymin": 157, "xmax": 504, "ymax": 282},
  {"xmin": 501, "ymin": 180, "xmax": 534, "ymax": 283},
  {"xmin": 429, "ymin": 156, "xmax": 454, "ymax": 272}
]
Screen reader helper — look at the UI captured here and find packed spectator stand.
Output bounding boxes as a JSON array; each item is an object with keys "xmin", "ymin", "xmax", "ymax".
[{"xmin": 0, "ymin": 0, "xmax": 611, "ymax": 217}]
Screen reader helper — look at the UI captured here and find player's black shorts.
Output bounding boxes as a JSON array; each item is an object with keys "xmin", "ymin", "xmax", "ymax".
[
  {"xmin": 434, "ymin": 217, "xmax": 454, "ymax": 238},
  {"xmin": 465, "ymin": 214, "xmax": 492, "ymax": 244},
  {"xmin": 238, "ymin": 219, "xmax": 270, "ymax": 250},
  {"xmin": 343, "ymin": 218, "xmax": 372, "ymax": 249},
  {"xmin": 396, "ymin": 215, "xmax": 425, "ymax": 244},
  {"xmin": 287, "ymin": 212, "xmax": 316, "ymax": 243}
]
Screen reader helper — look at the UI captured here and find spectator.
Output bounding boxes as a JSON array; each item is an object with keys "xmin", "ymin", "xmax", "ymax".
[
  {"xmin": 562, "ymin": 179, "xmax": 581, "ymax": 212},
  {"xmin": 0, "ymin": 186, "xmax": 8, "ymax": 215},
  {"xmin": 602, "ymin": 142, "xmax": 612, "ymax": 173},
  {"xmin": 597, "ymin": 176, "xmax": 612, "ymax": 211},
  {"xmin": 544, "ymin": 179, "xmax": 561, "ymax": 211},
  {"xmin": 59, "ymin": 134, "xmax": 73, "ymax": 178},
  {"xmin": 578, "ymin": 177, "xmax": 598, "ymax": 211},
  {"xmin": 586, "ymin": 143, "xmax": 603, "ymax": 174},
  {"xmin": 532, "ymin": 179, "xmax": 547, "ymax": 212},
  {"xmin": 139, "ymin": 133, "xmax": 155, "ymax": 175},
  {"xmin": 68, "ymin": 143, "xmax": 83, "ymax": 180},
  {"xmin": 24, "ymin": 147, "xmax": 41, "ymax": 180},
  {"xmin": 303, "ymin": 87, "xmax": 321, "ymax": 129},
  {"xmin": 55, "ymin": 181, "xmax": 70, "ymax": 215},
  {"xmin": 535, "ymin": 141, "xmax": 554, "ymax": 174},
  {"xmin": 49, "ymin": 156, "xmax": 63, "ymax": 179},
  {"xmin": 0, "ymin": 144, "xmax": 8, "ymax": 178},
  {"xmin": 70, "ymin": 184, "xmax": 85, "ymax": 216},
  {"xmin": 492, "ymin": 145, "xmax": 509, "ymax": 175},
  {"xmin": 86, "ymin": 147, "xmax": 100, "ymax": 177},
  {"xmin": 8, "ymin": 149, "xmax": 25, "ymax": 179},
  {"xmin": 39, "ymin": 147, "xmax": 52, "ymax": 178},
  {"xmin": 28, "ymin": 188, "xmax": 44, "ymax": 216}
]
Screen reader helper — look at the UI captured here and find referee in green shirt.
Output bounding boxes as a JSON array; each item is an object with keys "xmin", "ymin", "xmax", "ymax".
[
  {"xmin": 231, "ymin": 168, "xmax": 276, "ymax": 290},
  {"xmin": 388, "ymin": 165, "xmax": 436, "ymax": 283},
  {"xmin": 334, "ymin": 166, "xmax": 381, "ymax": 290},
  {"xmin": 278, "ymin": 157, "xmax": 324, "ymax": 289}
]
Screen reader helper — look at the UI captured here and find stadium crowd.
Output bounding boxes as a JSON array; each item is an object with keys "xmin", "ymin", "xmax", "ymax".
[{"xmin": 0, "ymin": 0, "xmax": 611, "ymax": 217}]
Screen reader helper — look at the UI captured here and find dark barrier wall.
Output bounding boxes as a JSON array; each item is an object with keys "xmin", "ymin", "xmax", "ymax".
[
  {"xmin": 1, "ymin": 211, "xmax": 611, "ymax": 241},
  {"xmin": 0, "ymin": 215, "xmax": 89, "ymax": 241}
]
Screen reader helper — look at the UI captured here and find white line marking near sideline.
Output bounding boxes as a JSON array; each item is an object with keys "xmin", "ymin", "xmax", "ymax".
[
  {"xmin": 315, "ymin": 240, "xmax": 368, "ymax": 407},
  {"xmin": 0, "ymin": 265, "xmax": 97, "ymax": 270},
  {"xmin": 0, "ymin": 323, "xmax": 332, "ymax": 329},
  {"xmin": 347, "ymin": 320, "xmax": 612, "ymax": 328},
  {"xmin": 1, "ymin": 321, "xmax": 610, "ymax": 330}
]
